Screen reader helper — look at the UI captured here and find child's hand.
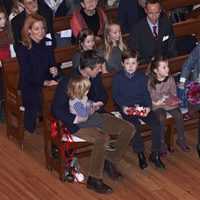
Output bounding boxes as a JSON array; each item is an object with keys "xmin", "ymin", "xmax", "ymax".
[
  {"xmin": 49, "ymin": 67, "xmax": 58, "ymax": 77},
  {"xmin": 143, "ymin": 107, "xmax": 151, "ymax": 117},
  {"xmin": 123, "ymin": 106, "xmax": 131, "ymax": 115},
  {"xmin": 153, "ymin": 99, "xmax": 166, "ymax": 106},
  {"xmin": 94, "ymin": 101, "xmax": 104, "ymax": 107}
]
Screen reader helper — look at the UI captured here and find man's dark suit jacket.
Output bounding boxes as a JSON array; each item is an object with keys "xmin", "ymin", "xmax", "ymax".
[
  {"xmin": 11, "ymin": 9, "xmax": 55, "ymax": 47},
  {"xmin": 129, "ymin": 17, "xmax": 178, "ymax": 64},
  {"xmin": 51, "ymin": 68, "xmax": 108, "ymax": 134}
]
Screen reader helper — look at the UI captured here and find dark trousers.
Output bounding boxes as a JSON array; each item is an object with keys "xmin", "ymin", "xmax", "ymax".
[
  {"xmin": 74, "ymin": 113, "xmax": 135, "ymax": 179},
  {"xmin": 121, "ymin": 110, "xmax": 161, "ymax": 153},
  {"xmin": 154, "ymin": 107, "xmax": 184, "ymax": 143}
]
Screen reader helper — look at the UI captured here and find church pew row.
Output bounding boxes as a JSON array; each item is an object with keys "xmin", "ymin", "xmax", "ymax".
[
  {"xmin": 53, "ymin": 0, "xmax": 200, "ymax": 33},
  {"xmin": 42, "ymin": 53, "xmax": 198, "ymax": 181},
  {"xmin": 3, "ymin": 16, "xmax": 200, "ymax": 149}
]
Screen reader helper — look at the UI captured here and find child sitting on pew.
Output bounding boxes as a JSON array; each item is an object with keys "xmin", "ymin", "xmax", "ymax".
[
  {"xmin": 67, "ymin": 75, "xmax": 104, "ymax": 129},
  {"xmin": 72, "ymin": 29, "xmax": 95, "ymax": 68},
  {"xmin": 147, "ymin": 55, "xmax": 190, "ymax": 156},
  {"xmin": 112, "ymin": 49, "xmax": 165, "ymax": 169},
  {"xmin": 97, "ymin": 20, "xmax": 126, "ymax": 74}
]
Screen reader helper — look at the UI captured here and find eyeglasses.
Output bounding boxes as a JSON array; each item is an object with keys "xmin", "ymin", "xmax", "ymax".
[{"xmin": 24, "ymin": 0, "xmax": 37, "ymax": 7}]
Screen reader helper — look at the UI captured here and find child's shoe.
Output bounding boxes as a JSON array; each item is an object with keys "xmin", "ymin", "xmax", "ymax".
[{"xmin": 176, "ymin": 137, "xmax": 190, "ymax": 152}]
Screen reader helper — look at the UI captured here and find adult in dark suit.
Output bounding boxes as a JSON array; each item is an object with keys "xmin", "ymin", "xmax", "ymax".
[
  {"xmin": 11, "ymin": 0, "xmax": 55, "ymax": 48},
  {"xmin": 51, "ymin": 49, "xmax": 135, "ymax": 194},
  {"xmin": 129, "ymin": 0, "xmax": 177, "ymax": 64}
]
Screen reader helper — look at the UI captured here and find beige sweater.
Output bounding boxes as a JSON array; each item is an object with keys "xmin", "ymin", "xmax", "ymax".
[{"xmin": 148, "ymin": 75, "xmax": 178, "ymax": 111}]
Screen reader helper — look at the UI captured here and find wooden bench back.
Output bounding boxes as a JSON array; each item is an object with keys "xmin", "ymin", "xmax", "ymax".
[{"xmin": 162, "ymin": 0, "xmax": 200, "ymax": 11}]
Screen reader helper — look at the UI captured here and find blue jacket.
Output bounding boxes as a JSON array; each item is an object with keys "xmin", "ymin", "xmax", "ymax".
[
  {"xmin": 112, "ymin": 70, "xmax": 152, "ymax": 108},
  {"xmin": 51, "ymin": 68, "xmax": 108, "ymax": 133},
  {"xmin": 17, "ymin": 38, "xmax": 61, "ymax": 133},
  {"xmin": 181, "ymin": 44, "xmax": 200, "ymax": 81}
]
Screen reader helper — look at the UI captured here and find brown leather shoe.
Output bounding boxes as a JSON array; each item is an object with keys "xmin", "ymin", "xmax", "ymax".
[
  {"xmin": 104, "ymin": 160, "xmax": 123, "ymax": 181},
  {"xmin": 87, "ymin": 176, "xmax": 113, "ymax": 194}
]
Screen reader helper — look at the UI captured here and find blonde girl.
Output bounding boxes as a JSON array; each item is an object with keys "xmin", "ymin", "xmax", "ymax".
[
  {"xmin": 67, "ymin": 76, "xmax": 104, "ymax": 128},
  {"xmin": 72, "ymin": 29, "xmax": 95, "ymax": 68},
  {"xmin": 147, "ymin": 55, "xmax": 190, "ymax": 156},
  {"xmin": 97, "ymin": 20, "xmax": 126, "ymax": 74}
]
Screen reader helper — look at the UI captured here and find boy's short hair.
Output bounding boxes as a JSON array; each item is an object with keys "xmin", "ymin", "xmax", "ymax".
[
  {"xmin": 121, "ymin": 49, "xmax": 140, "ymax": 63},
  {"xmin": 80, "ymin": 49, "xmax": 104, "ymax": 70}
]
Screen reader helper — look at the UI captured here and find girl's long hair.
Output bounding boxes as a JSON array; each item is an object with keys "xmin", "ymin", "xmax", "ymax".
[
  {"xmin": 77, "ymin": 28, "xmax": 95, "ymax": 51},
  {"xmin": 0, "ymin": 7, "xmax": 14, "ymax": 48},
  {"xmin": 67, "ymin": 76, "xmax": 91, "ymax": 99},
  {"xmin": 146, "ymin": 54, "xmax": 168, "ymax": 89},
  {"xmin": 21, "ymin": 13, "xmax": 47, "ymax": 49},
  {"xmin": 103, "ymin": 20, "xmax": 126, "ymax": 60}
]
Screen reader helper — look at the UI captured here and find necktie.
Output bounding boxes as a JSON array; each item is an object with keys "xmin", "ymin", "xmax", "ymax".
[{"xmin": 152, "ymin": 26, "xmax": 158, "ymax": 39}]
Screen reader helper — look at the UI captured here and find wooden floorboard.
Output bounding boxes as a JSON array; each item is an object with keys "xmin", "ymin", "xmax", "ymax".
[{"xmin": 0, "ymin": 123, "xmax": 200, "ymax": 200}]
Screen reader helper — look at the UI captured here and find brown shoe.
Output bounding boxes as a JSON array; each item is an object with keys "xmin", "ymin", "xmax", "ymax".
[
  {"xmin": 104, "ymin": 160, "xmax": 123, "ymax": 181},
  {"xmin": 87, "ymin": 176, "xmax": 113, "ymax": 194}
]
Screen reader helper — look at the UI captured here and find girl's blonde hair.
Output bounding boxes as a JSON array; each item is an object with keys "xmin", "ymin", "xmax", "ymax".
[
  {"xmin": 21, "ymin": 13, "xmax": 47, "ymax": 49},
  {"xmin": 103, "ymin": 20, "xmax": 126, "ymax": 60},
  {"xmin": 77, "ymin": 28, "xmax": 95, "ymax": 50},
  {"xmin": 0, "ymin": 7, "xmax": 14, "ymax": 48},
  {"xmin": 67, "ymin": 76, "xmax": 91, "ymax": 99},
  {"xmin": 146, "ymin": 54, "xmax": 169, "ymax": 89}
]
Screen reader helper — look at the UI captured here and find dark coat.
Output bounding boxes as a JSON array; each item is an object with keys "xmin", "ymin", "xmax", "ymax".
[
  {"xmin": 17, "ymin": 38, "xmax": 61, "ymax": 133},
  {"xmin": 51, "ymin": 68, "xmax": 108, "ymax": 133},
  {"xmin": 129, "ymin": 17, "xmax": 177, "ymax": 64}
]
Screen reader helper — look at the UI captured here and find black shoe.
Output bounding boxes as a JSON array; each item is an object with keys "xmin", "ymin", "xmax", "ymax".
[
  {"xmin": 104, "ymin": 160, "xmax": 123, "ymax": 181},
  {"xmin": 137, "ymin": 152, "xmax": 148, "ymax": 169},
  {"xmin": 196, "ymin": 143, "xmax": 200, "ymax": 158},
  {"xmin": 87, "ymin": 176, "xmax": 113, "ymax": 194},
  {"xmin": 149, "ymin": 152, "xmax": 165, "ymax": 168}
]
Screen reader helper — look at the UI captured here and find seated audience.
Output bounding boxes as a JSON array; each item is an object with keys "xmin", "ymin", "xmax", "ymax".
[
  {"xmin": 72, "ymin": 28, "xmax": 95, "ymax": 68},
  {"xmin": 129, "ymin": 0, "xmax": 177, "ymax": 64},
  {"xmin": 97, "ymin": 21, "xmax": 126, "ymax": 73},
  {"xmin": 70, "ymin": 0, "xmax": 107, "ymax": 40},
  {"xmin": 16, "ymin": 13, "xmax": 62, "ymax": 133},
  {"xmin": 112, "ymin": 49, "xmax": 165, "ymax": 169},
  {"xmin": 51, "ymin": 49, "xmax": 135, "ymax": 194}
]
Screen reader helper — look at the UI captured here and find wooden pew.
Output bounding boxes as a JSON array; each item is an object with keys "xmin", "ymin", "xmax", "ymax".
[
  {"xmin": 53, "ymin": 1, "xmax": 200, "ymax": 33},
  {"xmin": 3, "ymin": 16, "xmax": 200, "ymax": 149},
  {"xmin": 53, "ymin": 7, "xmax": 117, "ymax": 33},
  {"xmin": 162, "ymin": 0, "xmax": 200, "ymax": 11}
]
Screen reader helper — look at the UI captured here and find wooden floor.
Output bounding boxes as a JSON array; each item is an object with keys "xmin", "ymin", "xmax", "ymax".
[{"xmin": 0, "ymin": 123, "xmax": 200, "ymax": 200}]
